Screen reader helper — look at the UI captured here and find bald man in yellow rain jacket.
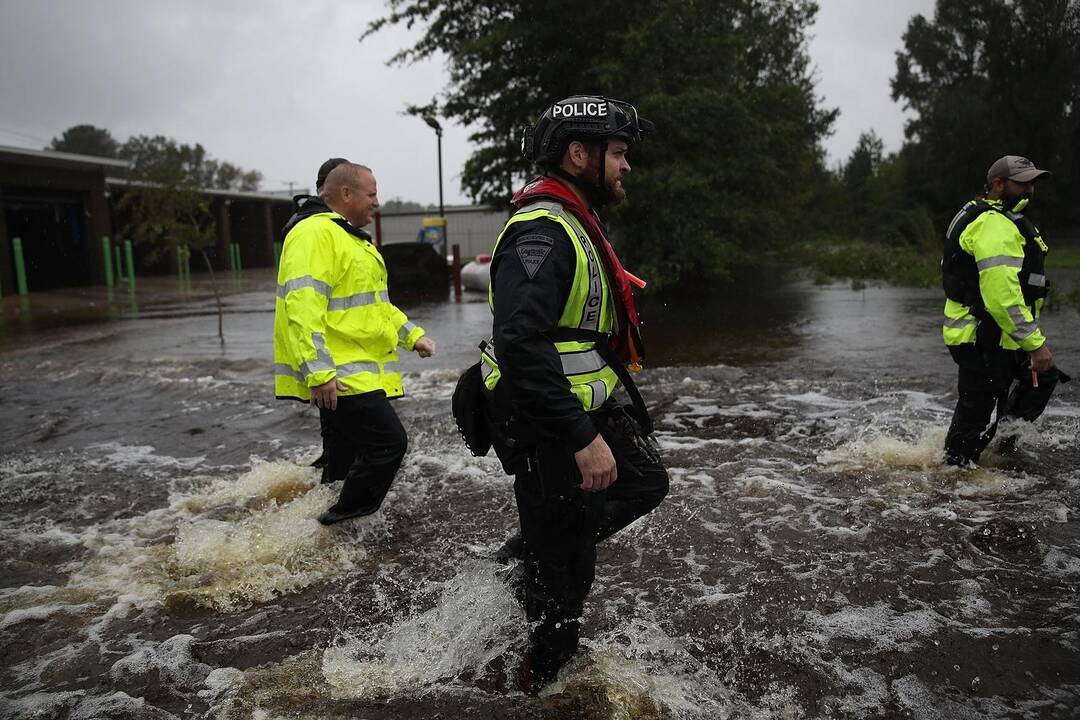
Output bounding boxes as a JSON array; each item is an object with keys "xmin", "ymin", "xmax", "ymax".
[{"xmin": 274, "ymin": 162, "xmax": 436, "ymax": 524}]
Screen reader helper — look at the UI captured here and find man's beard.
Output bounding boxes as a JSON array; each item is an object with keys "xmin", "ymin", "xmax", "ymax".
[
  {"xmin": 1002, "ymin": 190, "xmax": 1031, "ymax": 213},
  {"xmin": 605, "ymin": 174, "xmax": 626, "ymax": 204},
  {"xmin": 581, "ymin": 160, "xmax": 626, "ymax": 205}
]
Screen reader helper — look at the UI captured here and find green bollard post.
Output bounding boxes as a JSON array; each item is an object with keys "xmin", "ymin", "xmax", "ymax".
[
  {"xmin": 12, "ymin": 237, "xmax": 29, "ymax": 296},
  {"xmin": 233, "ymin": 243, "xmax": 243, "ymax": 272},
  {"xmin": 124, "ymin": 240, "xmax": 136, "ymax": 292},
  {"xmin": 103, "ymin": 236, "xmax": 114, "ymax": 288},
  {"xmin": 176, "ymin": 246, "xmax": 184, "ymax": 283}
]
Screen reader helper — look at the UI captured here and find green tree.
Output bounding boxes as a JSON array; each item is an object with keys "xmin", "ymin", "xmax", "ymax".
[
  {"xmin": 380, "ymin": 198, "xmax": 432, "ymax": 213},
  {"xmin": 365, "ymin": 0, "xmax": 835, "ymax": 290},
  {"xmin": 116, "ymin": 135, "xmax": 230, "ymax": 340},
  {"xmin": 49, "ymin": 126, "xmax": 263, "ymax": 191},
  {"xmin": 118, "ymin": 135, "xmax": 262, "ymax": 192},
  {"xmin": 892, "ymin": 0, "xmax": 1080, "ymax": 228},
  {"xmin": 117, "ymin": 137, "xmax": 216, "ymax": 264},
  {"xmin": 843, "ymin": 131, "xmax": 884, "ymax": 194},
  {"xmin": 49, "ymin": 124, "xmax": 119, "ymax": 157}
]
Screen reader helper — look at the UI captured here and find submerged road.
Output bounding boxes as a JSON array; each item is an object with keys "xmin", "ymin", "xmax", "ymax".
[{"xmin": 0, "ymin": 269, "xmax": 1078, "ymax": 719}]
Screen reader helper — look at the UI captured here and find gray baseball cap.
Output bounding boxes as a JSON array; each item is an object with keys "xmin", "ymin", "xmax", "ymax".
[{"xmin": 986, "ymin": 155, "xmax": 1050, "ymax": 185}]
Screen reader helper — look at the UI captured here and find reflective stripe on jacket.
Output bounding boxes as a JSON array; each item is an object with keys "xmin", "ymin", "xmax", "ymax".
[
  {"xmin": 942, "ymin": 199, "xmax": 1047, "ymax": 351},
  {"xmin": 482, "ymin": 200, "xmax": 619, "ymax": 411},
  {"xmin": 273, "ymin": 212, "xmax": 424, "ymax": 400}
]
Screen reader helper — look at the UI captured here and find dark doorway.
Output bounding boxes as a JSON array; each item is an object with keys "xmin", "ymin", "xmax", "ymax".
[{"xmin": 4, "ymin": 195, "xmax": 90, "ymax": 290}]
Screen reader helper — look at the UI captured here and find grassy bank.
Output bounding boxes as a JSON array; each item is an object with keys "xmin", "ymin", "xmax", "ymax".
[
  {"xmin": 1048, "ymin": 246, "xmax": 1080, "ymax": 270},
  {"xmin": 780, "ymin": 239, "xmax": 1080, "ymax": 312},
  {"xmin": 785, "ymin": 240, "xmax": 940, "ymax": 289}
]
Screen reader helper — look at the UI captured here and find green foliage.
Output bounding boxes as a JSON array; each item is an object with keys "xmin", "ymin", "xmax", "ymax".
[
  {"xmin": 891, "ymin": 0, "xmax": 1080, "ymax": 228},
  {"xmin": 117, "ymin": 155, "xmax": 215, "ymax": 261},
  {"xmin": 49, "ymin": 124, "xmax": 119, "ymax": 157},
  {"xmin": 795, "ymin": 134, "xmax": 940, "ymax": 285},
  {"xmin": 1047, "ymin": 247, "xmax": 1080, "ymax": 271},
  {"xmin": 364, "ymin": 0, "xmax": 835, "ymax": 291},
  {"xmin": 379, "ymin": 198, "xmax": 434, "ymax": 213},
  {"xmin": 117, "ymin": 137, "xmax": 227, "ymax": 260},
  {"xmin": 49, "ymin": 124, "xmax": 263, "ymax": 191},
  {"xmin": 791, "ymin": 238, "xmax": 941, "ymax": 288},
  {"xmin": 65, "ymin": 132, "xmax": 264, "ymax": 261},
  {"xmin": 802, "ymin": 0, "xmax": 1080, "ymax": 288},
  {"xmin": 843, "ymin": 131, "xmax": 883, "ymax": 192},
  {"xmin": 119, "ymin": 135, "xmax": 261, "ymax": 191}
]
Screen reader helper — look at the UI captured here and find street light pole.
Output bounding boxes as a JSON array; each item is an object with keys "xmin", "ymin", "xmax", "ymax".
[
  {"xmin": 423, "ymin": 116, "xmax": 445, "ymax": 218},
  {"xmin": 423, "ymin": 115, "xmax": 456, "ymax": 298},
  {"xmin": 436, "ymin": 130, "xmax": 444, "ymax": 218}
]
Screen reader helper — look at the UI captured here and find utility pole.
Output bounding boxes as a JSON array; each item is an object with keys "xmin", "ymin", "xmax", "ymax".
[
  {"xmin": 422, "ymin": 115, "xmax": 447, "ymax": 260},
  {"xmin": 423, "ymin": 116, "xmax": 445, "ymax": 218}
]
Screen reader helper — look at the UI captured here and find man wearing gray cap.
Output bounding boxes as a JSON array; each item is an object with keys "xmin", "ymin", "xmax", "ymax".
[{"xmin": 940, "ymin": 155, "xmax": 1066, "ymax": 466}]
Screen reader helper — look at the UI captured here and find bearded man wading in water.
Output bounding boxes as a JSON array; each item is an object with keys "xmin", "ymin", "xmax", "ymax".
[
  {"xmin": 478, "ymin": 96, "xmax": 669, "ymax": 692},
  {"xmin": 940, "ymin": 155, "xmax": 1068, "ymax": 466}
]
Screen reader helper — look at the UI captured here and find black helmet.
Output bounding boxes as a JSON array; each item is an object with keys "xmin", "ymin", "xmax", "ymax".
[{"xmin": 522, "ymin": 96, "xmax": 655, "ymax": 166}]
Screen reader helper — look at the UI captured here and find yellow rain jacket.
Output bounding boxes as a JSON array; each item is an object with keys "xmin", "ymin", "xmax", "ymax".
[
  {"xmin": 273, "ymin": 210, "xmax": 424, "ymax": 400},
  {"xmin": 942, "ymin": 198, "xmax": 1048, "ymax": 351}
]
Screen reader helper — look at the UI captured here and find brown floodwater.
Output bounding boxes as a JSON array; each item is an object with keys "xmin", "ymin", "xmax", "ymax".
[{"xmin": 1, "ymin": 268, "xmax": 1078, "ymax": 719}]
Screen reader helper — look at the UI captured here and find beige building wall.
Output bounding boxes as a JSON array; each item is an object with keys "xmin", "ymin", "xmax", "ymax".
[{"xmin": 377, "ymin": 205, "xmax": 510, "ymax": 258}]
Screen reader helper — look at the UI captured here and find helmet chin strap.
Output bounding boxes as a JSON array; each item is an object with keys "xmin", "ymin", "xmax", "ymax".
[
  {"xmin": 550, "ymin": 138, "xmax": 609, "ymax": 207},
  {"xmin": 597, "ymin": 138, "xmax": 608, "ymax": 201},
  {"xmin": 551, "ymin": 166, "xmax": 602, "ymax": 207}
]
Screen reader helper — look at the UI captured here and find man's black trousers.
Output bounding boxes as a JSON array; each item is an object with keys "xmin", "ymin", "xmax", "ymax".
[
  {"xmin": 319, "ymin": 390, "xmax": 408, "ymax": 513},
  {"xmin": 944, "ymin": 344, "xmax": 1059, "ymax": 465},
  {"xmin": 512, "ymin": 402, "xmax": 669, "ymax": 687}
]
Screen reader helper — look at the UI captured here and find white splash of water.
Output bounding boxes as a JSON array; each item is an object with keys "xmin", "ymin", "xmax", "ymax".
[
  {"xmin": 322, "ymin": 560, "xmax": 526, "ymax": 698},
  {"xmin": 551, "ymin": 616, "xmax": 740, "ymax": 719},
  {"xmin": 4, "ymin": 460, "xmax": 373, "ymax": 620}
]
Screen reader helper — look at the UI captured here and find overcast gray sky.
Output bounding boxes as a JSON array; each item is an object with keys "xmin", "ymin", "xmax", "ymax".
[{"xmin": 0, "ymin": 0, "xmax": 935, "ymax": 205}]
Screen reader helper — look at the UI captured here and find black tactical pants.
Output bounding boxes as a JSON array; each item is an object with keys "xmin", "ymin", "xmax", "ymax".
[
  {"xmin": 944, "ymin": 344, "xmax": 1059, "ymax": 466},
  {"xmin": 513, "ymin": 403, "xmax": 669, "ymax": 687},
  {"xmin": 319, "ymin": 390, "xmax": 408, "ymax": 512}
]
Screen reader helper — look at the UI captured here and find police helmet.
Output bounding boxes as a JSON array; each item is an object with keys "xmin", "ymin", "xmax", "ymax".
[{"xmin": 522, "ymin": 96, "xmax": 655, "ymax": 166}]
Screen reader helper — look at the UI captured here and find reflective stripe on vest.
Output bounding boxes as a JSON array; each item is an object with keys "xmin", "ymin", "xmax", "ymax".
[
  {"xmin": 274, "ymin": 212, "xmax": 413, "ymax": 400},
  {"xmin": 488, "ymin": 201, "xmax": 611, "ymax": 333},
  {"xmin": 942, "ymin": 200, "xmax": 1049, "ymax": 349},
  {"xmin": 481, "ymin": 199, "xmax": 622, "ymax": 413}
]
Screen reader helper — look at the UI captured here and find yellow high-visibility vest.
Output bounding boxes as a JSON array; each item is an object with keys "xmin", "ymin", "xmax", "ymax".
[{"xmin": 482, "ymin": 200, "xmax": 620, "ymax": 411}]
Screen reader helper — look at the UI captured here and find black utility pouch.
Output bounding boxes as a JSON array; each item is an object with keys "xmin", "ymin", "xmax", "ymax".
[{"xmin": 452, "ymin": 362, "xmax": 492, "ymax": 457}]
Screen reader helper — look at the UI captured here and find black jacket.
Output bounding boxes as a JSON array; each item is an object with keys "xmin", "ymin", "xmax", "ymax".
[
  {"xmin": 490, "ymin": 216, "xmax": 600, "ymax": 452},
  {"xmin": 280, "ymin": 195, "xmax": 328, "ymax": 242}
]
